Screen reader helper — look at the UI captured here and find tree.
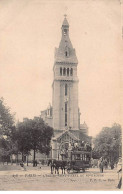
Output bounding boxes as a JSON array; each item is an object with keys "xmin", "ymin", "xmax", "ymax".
[
  {"xmin": 0, "ymin": 98, "xmax": 53, "ymax": 165},
  {"xmin": 14, "ymin": 121, "xmax": 31, "ymax": 164},
  {"xmin": 0, "ymin": 137, "xmax": 10, "ymax": 164},
  {"xmin": 0, "ymin": 97, "xmax": 15, "ymax": 136},
  {"xmin": 0, "ymin": 98, "xmax": 16, "ymax": 164},
  {"xmin": 28, "ymin": 117, "xmax": 53, "ymax": 163},
  {"xmin": 93, "ymin": 123, "xmax": 122, "ymax": 164},
  {"xmin": 16, "ymin": 117, "xmax": 53, "ymax": 166}
]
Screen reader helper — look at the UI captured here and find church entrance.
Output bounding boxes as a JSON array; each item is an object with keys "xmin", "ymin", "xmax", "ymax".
[{"xmin": 52, "ymin": 130, "xmax": 79, "ymax": 160}]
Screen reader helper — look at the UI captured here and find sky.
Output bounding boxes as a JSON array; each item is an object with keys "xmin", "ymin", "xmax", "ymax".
[{"xmin": 0, "ymin": 0, "xmax": 123, "ymax": 137}]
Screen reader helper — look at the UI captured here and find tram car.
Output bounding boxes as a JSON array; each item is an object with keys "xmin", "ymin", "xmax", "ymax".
[
  {"xmin": 67, "ymin": 149, "xmax": 91, "ymax": 173},
  {"xmin": 60, "ymin": 141, "xmax": 92, "ymax": 173}
]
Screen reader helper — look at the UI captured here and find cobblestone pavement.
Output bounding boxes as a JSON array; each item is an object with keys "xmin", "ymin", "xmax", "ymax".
[{"xmin": 0, "ymin": 165, "xmax": 121, "ymax": 190}]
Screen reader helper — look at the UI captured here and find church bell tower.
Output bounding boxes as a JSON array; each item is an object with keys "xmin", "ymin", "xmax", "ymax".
[{"xmin": 52, "ymin": 16, "xmax": 79, "ymax": 131}]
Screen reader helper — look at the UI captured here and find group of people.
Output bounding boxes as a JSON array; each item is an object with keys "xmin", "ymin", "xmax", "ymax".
[
  {"xmin": 91, "ymin": 157, "xmax": 115, "ymax": 170},
  {"xmin": 68, "ymin": 141, "xmax": 91, "ymax": 152}
]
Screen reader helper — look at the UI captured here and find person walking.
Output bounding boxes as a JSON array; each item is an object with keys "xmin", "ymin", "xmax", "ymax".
[
  {"xmin": 99, "ymin": 157, "xmax": 104, "ymax": 173},
  {"xmin": 20, "ymin": 161, "xmax": 26, "ymax": 171}
]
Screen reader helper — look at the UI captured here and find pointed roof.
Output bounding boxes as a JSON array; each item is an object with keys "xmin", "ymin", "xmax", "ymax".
[
  {"xmin": 81, "ymin": 121, "xmax": 88, "ymax": 129},
  {"xmin": 52, "ymin": 130, "xmax": 79, "ymax": 142},
  {"xmin": 55, "ymin": 17, "xmax": 78, "ymax": 64},
  {"xmin": 62, "ymin": 17, "xmax": 69, "ymax": 26}
]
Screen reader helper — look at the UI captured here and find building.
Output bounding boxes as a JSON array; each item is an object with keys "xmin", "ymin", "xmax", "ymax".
[{"xmin": 41, "ymin": 16, "xmax": 91, "ymax": 160}]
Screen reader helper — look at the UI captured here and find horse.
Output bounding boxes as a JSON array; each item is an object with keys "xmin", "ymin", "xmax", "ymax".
[
  {"xmin": 48, "ymin": 159, "xmax": 56, "ymax": 174},
  {"xmin": 54, "ymin": 160, "xmax": 68, "ymax": 174},
  {"xmin": 48, "ymin": 159, "xmax": 67, "ymax": 174}
]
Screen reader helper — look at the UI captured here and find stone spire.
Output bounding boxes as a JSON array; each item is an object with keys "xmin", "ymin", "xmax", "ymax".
[
  {"xmin": 55, "ymin": 16, "xmax": 78, "ymax": 64},
  {"xmin": 62, "ymin": 14, "xmax": 69, "ymax": 27}
]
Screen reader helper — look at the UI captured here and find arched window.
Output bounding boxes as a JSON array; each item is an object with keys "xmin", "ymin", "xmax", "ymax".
[
  {"xmin": 67, "ymin": 68, "xmax": 69, "ymax": 76},
  {"xmin": 65, "ymin": 84, "xmax": 67, "ymax": 96},
  {"xmin": 63, "ymin": 68, "xmax": 66, "ymax": 76},
  {"xmin": 64, "ymin": 29, "xmax": 67, "ymax": 36},
  {"xmin": 70, "ymin": 68, "xmax": 73, "ymax": 76},
  {"xmin": 60, "ymin": 67, "xmax": 62, "ymax": 76},
  {"xmin": 65, "ymin": 46, "xmax": 69, "ymax": 57}
]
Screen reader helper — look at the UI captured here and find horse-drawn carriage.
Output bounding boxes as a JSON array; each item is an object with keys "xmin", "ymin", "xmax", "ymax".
[
  {"xmin": 48, "ymin": 141, "xmax": 91, "ymax": 174},
  {"xmin": 67, "ymin": 150, "xmax": 91, "ymax": 173}
]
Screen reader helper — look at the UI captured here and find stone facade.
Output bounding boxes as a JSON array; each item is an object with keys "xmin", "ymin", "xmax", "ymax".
[
  {"xmin": 52, "ymin": 16, "xmax": 79, "ymax": 130},
  {"xmin": 41, "ymin": 103, "xmax": 53, "ymax": 128},
  {"xmin": 51, "ymin": 130, "xmax": 91, "ymax": 160},
  {"xmin": 40, "ymin": 17, "xmax": 90, "ymax": 160}
]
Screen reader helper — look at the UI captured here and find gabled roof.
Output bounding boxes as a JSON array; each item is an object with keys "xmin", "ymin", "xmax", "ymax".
[{"xmin": 52, "ymin": 130, "xmax": 79, "ymax": 141}]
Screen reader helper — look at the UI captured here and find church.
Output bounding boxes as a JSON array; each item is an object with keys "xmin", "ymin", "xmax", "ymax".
[{"xmin": 41, "ymin": 16, "xmax": 91, "ymax": 160}]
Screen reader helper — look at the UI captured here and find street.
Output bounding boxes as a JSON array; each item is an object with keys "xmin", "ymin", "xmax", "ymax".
[{"xmin": 0, "ymin": 165, "xmax": 121, "ymax": 190}]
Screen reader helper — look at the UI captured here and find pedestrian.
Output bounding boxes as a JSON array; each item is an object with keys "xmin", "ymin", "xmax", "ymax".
[
  {"xmin": 110, "ymin": 161, "xmax": 114, "ymax": 169},
  {"xmin": 99, "ymin": 157, "xmax": 104, "ymax": 173},
  {"xmin": 39, "ymin": 160, "xmax": 42, "ymax": 169},
  {"xmin": 20, "ymin": 161, "xmax": 26, "ymax": 171}
]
